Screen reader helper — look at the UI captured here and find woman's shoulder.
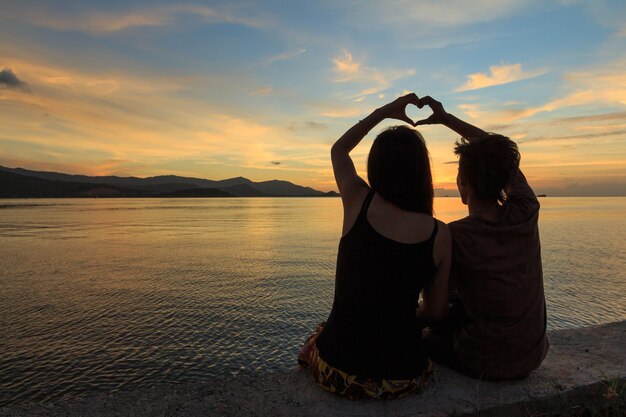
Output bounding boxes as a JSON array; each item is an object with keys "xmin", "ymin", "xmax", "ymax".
[
  {"xmin": 341, "ymin": 179, "xmax": 370, "ymax": 208},
  {"xmin": 339, "ymin": 181, "xmax": 371, "ymax": 238}
]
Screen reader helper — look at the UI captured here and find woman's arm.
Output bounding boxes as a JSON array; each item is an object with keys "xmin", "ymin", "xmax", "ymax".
[
  {"xmin": 414, "ymin": 96, "xmax": 486, "ymax": 141},
  {"xmin": 331, "ymin": 93, "xmax": 419, "ymax": 204}
]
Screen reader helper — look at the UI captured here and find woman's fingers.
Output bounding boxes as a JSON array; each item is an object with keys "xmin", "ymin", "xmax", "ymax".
[{"xmin": 376, "ymin": 92, "xmax": 422, "ymax": 125}]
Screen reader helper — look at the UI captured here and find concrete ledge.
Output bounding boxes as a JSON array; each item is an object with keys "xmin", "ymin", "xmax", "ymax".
[{"xmin": 2, "ymin": 321, "xmax": 624, "ymax": 417}]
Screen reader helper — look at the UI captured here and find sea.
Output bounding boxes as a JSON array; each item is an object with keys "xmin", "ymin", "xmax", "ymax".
[{"xmin": 0, "ymin": 197, "xmax": 625, "ymax": 406}]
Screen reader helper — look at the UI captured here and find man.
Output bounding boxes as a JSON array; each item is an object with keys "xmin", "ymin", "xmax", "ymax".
[{"xmin": 416, "ymin": 96, "xmax": 549, "ymax": 380}]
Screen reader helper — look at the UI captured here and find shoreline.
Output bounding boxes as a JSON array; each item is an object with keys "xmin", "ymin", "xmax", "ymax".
[{"xmin": 1, "ymin": 320, "xmax": 624, "ymax": 416}]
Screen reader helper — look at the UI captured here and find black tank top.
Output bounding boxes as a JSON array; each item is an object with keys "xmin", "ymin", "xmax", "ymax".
[{"xmin": 315, "ymin": 189, "xmax": 438, "ymax": 379}]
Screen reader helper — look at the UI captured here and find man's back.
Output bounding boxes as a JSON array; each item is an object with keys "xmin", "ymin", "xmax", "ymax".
[{"xmin": 449, "ymin": 170, "xmax": 549, "ymax": 379}]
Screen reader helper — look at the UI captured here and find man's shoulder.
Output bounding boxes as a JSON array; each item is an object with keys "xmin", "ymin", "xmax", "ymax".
[{"xmin": 448, "ymin": 216, "xmax": 478, "ymax": 232}]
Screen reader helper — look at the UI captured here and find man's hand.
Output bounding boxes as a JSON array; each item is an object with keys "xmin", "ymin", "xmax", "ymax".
[
  {"xmin": 414, "ymin": 95, "xmax": 486, "ymax": 139},
  {"xmin": 414, "ymin": 96, "xmax": 448, "ymax": 126}
]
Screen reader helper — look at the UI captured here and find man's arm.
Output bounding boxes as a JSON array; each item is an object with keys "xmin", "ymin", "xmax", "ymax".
[
  {"xmin": 415, "ymin": 95, "xmax": 539, "ymax": 209},
  {"xmin": 414, "ymin": 96, "xmax": 486, "ymax": 141},
  {"xmin": 506, "ymin": 169, "xmax": 540, "ymax": 215}
]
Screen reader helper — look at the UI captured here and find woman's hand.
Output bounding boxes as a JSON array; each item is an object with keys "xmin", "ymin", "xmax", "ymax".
[{"xmin": 375, "ymin": 93, "xmax": 420, "ymax": 125}]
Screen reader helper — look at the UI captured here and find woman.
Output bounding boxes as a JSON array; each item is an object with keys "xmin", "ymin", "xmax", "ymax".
[{"xmin": 298, "ymin": 93, "xmax": 451, "ymax": 399}]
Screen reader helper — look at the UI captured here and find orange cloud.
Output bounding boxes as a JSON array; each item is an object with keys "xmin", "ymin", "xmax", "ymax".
[
  {"xmin": 250, "ymin": 85, "xmax": 274, "ymax": 96},
  {"xmin": 457, "ymin": 60, "xmax": 626, "ymax": 125},
  {"xmin": 266, "ymin": 48, "xmax": 307, "ymax": 65},
  {"xmin": 319, "ymin": 107, "xmax": 364, "ymax": 118},
  {"xmin": 456, "ymin": 63, "xmax": 547, "ymax": 92},
  {"xmin": 333, "ymin": 50, "xmax": 361, "ymax": 82},
  {"xmin": 331, "ymin": 49, "xmax": 415, "ymax": 101}
]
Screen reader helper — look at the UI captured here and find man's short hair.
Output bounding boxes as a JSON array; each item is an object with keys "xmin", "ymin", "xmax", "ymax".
[{"xmin": 454, "ymin": 134, "xmax": 520, "ymax": 204}]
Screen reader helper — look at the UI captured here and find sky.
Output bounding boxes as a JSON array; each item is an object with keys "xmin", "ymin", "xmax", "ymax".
[{"xmin": 1, "ymin": 0, "xmax": 625, "ymax": 195}]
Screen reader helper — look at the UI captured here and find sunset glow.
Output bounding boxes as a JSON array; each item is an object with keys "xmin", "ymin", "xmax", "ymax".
[{"xmin": 1, "ymin": 1, "xmax": 625, "ymax": 195}]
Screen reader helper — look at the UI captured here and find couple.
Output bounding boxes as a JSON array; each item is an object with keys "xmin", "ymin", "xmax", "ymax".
[{"xmin": 298, "ymin": 93, "xmax": 549, "ymax": 400}]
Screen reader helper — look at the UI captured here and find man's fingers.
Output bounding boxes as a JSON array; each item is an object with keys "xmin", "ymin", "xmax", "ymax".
[
  {"xmin": 417, "ymin": 95, "xmax": 434, "ymax": 109},
  {"xmin": 414, "ymin": 116, "xmax": 435, "ymax": 126}
]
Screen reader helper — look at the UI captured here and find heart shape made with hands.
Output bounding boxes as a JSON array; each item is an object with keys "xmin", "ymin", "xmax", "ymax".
[{"xmin": 404, "ymin": 103, "xmax": 433, "ymax": 126}]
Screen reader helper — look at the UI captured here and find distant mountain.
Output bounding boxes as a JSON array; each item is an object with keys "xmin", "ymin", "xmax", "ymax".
[
  {"xmin": 159, "ymin": 188, "xmax": 232, "ymax": 198},
  {"xmin": 252, "ymin": 179, "xmax": 324, "ymax": 197},
  {"xmin": 0, "ymin": 170, "xmax": 236, "ymax": 198},
  {"xmin": 220, "ymin": 183, "xmax": 268, "ymax": 197},
  {"xmin": 0, "ymin": 170, "xmax": 143, "ymax": 198},
  {"xmin": 0, "ymin": 166, "xmax": 337, "ymax": 198}
]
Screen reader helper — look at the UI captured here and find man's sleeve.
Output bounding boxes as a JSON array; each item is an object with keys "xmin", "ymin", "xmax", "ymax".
[{"xmin": 505, "ymin": 169, "xmax": 540, "ymax": 223}]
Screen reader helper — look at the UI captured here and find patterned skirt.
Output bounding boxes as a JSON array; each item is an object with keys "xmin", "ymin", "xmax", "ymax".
[{"xmin": 297, "ymin": 322, "xmax": 432, "ymax": 400}]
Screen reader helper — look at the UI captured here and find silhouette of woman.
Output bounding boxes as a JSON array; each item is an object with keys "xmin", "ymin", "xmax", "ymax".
[{"xmin": 298, "ymin": 93, "xmax": 451, "ymax": 399}]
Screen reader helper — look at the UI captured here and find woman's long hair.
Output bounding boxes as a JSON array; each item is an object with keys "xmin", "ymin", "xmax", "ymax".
[{"xmin": 367, "ymin": 126, "xmax": 433, "ymax": 215}]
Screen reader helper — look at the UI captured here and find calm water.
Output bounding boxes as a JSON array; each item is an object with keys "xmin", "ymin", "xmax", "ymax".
[{"xmin": 0, "ymin": 197, "xmax": 625, "ymax": 406}]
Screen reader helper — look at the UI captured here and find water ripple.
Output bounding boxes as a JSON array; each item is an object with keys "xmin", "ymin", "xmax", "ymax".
[{"xmin": 0, "ymin": 197, "xmax": 624, "ymax": 406}]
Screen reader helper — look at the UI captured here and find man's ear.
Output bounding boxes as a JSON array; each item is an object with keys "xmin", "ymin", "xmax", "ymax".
[{"xmin": 456, "ymin": 170, "xmax": 467, "ymax": 186}]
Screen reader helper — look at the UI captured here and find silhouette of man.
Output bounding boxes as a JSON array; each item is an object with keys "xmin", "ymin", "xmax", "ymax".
[{"xmin": 416, "ymin": 96, "xmax": 549, "ymax": 380}]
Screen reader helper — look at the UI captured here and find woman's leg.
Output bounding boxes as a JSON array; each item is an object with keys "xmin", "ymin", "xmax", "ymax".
[{"xmin": 297, "ymin": 322, "xmax": 325, "ymax": 367}]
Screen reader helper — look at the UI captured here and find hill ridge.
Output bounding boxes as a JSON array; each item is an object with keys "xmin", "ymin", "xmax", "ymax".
[{"xmin": 0, "ymin": 166, "xmax": 339, "ymax": 198}]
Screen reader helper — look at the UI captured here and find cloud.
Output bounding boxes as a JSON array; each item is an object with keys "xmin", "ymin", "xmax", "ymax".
[
  {"xmin": 518, "ymin": 129, "xmax": 626, "ymax": 144},
  {"xmin": 1, "ymin": 57, "xmax": 188, "ymax": 100},
  {"xmin": 353, "ymin": 0, "xmax": 538, "ymax": 29},
  {"xmin": 287, "ymin": 121, "xmax": 328, "ymax": 131},
  {"xmin": 319, "ymin": 107, "xmax": 364, "ymax": 118},
  {"xmin": 333, "ymin": 50, "xmax": 361, "ymax": 82},
  {"xmin": 331, "ymin": 49, "xmax": 415, "ymax": 100},
  {"xmin": 512, "ymin": 68, "xmax": 626, "ymax": 120},
  {"xmin": 250, "ymin": 85, "xmax": 274, "ymax": 96},
  {"xmin": 567, "ymin": 1, "xmax": 626, "ymax": 34},
  {"xmin": 457, "ymin": 59, "xmax": 626, "ymax": 125},
  {"xmin": 266, "ymin": 48, "xmax": 306, "ymax": 65},
  {"xmin": 5, "ymin": 4, "xmax": 269, "ymax": 34},
  {"xmin": 547, "ymin": 111, "xmax": 626, "ymax": 126},
  {"xmin": 537, "ymin": 181, "xmax": 626, "ymax": 197},
  {"xmin": 342, "ymin": 0, "xmax": 546, "ymax": 50},
  {"xmin": 0, "ymin": 68, "xmax": 29, "ymax": 92},
  {"xmin": 456, "ymin": 63, "xmax": 547, "ymax": 92},
  {"xmin": 457, "ymin": 103, "xmax": 482, "ymax": 119}
]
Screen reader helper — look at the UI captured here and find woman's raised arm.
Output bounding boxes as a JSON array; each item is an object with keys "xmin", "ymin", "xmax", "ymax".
[{"xmin": 331, "ymin": 93, "xmax": 419, "ymax": 203}]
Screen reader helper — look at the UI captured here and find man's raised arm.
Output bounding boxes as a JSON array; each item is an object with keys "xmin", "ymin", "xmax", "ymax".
[{"xmin": 415, "ymin": 96, "xmax": 486, "ymax": 141}]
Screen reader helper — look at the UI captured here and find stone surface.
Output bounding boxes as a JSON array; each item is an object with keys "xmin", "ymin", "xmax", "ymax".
[{"xmin": 1, "ymin": 321, "xmax": 624, "ymax": 417}]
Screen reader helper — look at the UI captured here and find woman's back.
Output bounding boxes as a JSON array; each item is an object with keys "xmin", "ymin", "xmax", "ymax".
[
  {"xmin": 315, "ymin": 190, "xmax": 439, "ymax": 379},
  {"xmin": 362, "ymin": 192, "xmax": 438, "ymax": 243}
]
